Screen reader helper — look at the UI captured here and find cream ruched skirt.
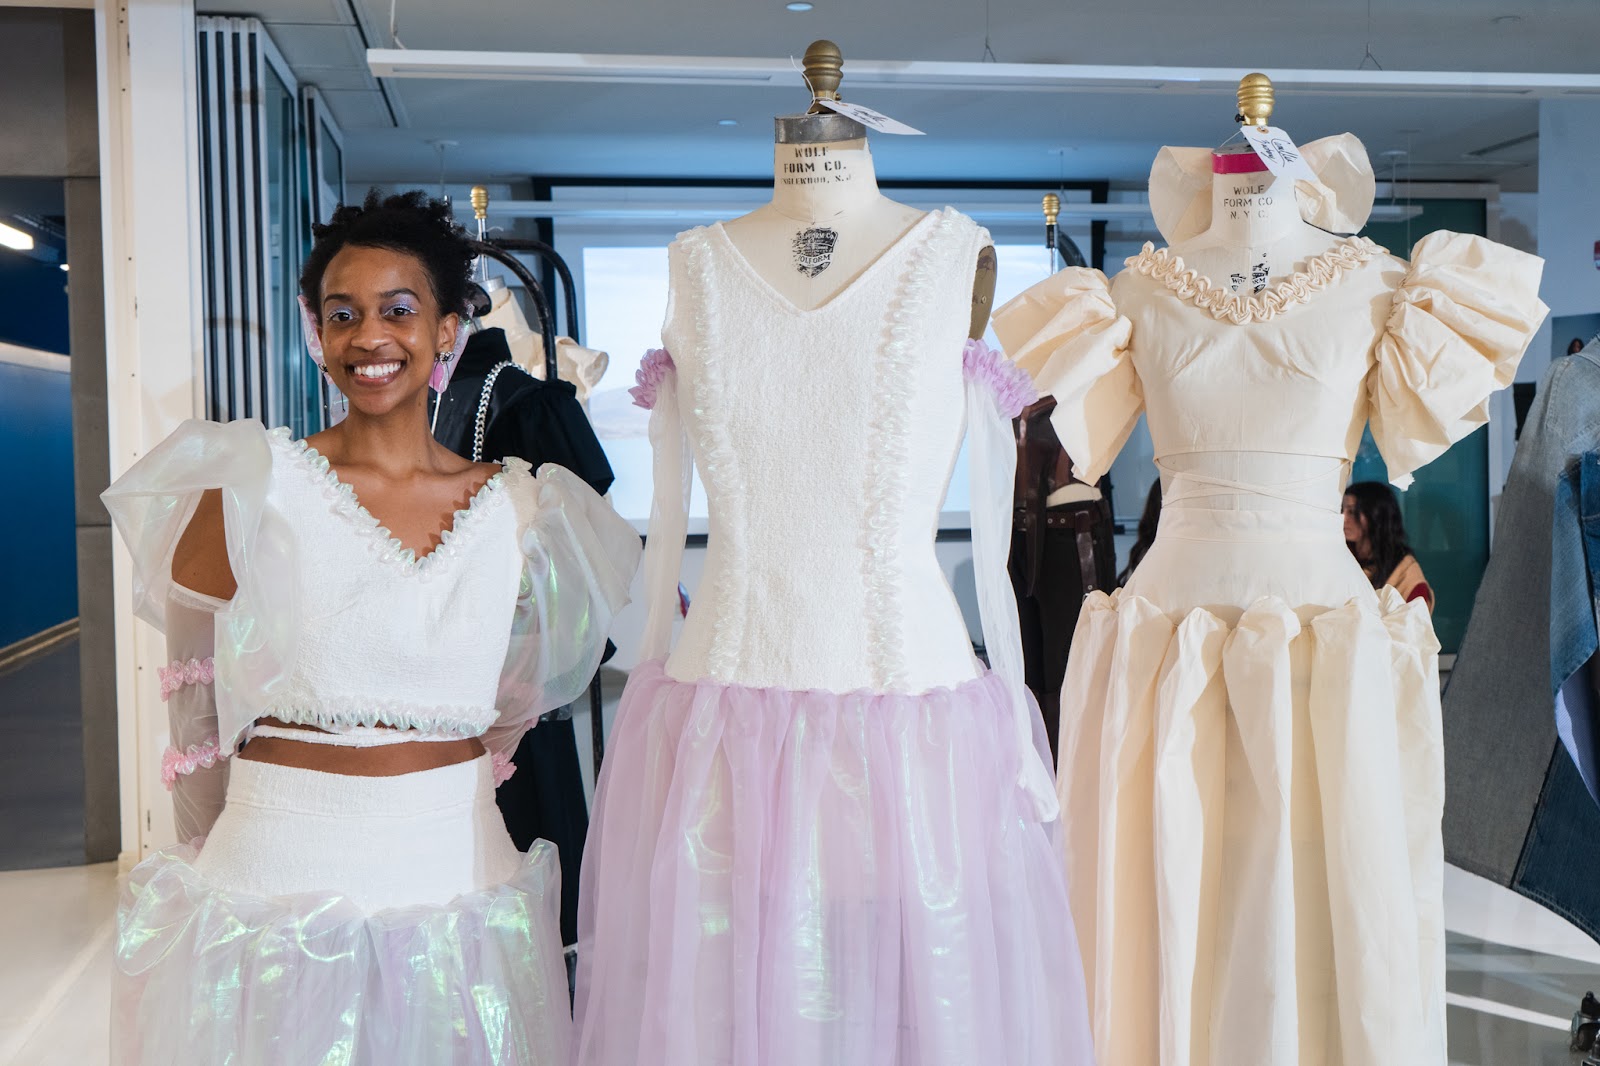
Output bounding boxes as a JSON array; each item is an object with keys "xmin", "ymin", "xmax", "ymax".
[{"xmin": 1060, "ymin": 506, "xmax": 1445, "ymax": 1066}]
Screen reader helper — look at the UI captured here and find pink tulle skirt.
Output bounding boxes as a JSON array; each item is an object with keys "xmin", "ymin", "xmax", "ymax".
[{"xmin": 574, "ymin": 658, "xmax": 1095, "ymax": 1066}]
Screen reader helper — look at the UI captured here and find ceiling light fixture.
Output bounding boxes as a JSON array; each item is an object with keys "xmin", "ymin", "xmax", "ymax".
[
  {"xmin": 450, "ymin": 197, "xmax": 1424, "ymax": 224},
  {"xmin": 717, "ymin": 118, "xmax": 738, "ymax": 126},
  {"xmin": 785, "ymin": 2, "xmax": 815, "ymax": 11},
  {"xmin": 0, "ymin": 221, "xmax": 35, "ymax": 252},
  {"xmin": 366, "ymin": 49, "xmax": 1600, "ymax": 99}
]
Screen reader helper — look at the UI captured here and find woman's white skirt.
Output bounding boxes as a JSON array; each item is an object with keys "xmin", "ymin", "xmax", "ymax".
[{"xmin": 114, "ymin": 754, "xmax": 571, "ymax": 1065}]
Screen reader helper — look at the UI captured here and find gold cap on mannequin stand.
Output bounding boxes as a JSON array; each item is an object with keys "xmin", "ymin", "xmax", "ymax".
[
  {"xmin": 470, "ymin": 185, "xmax": 489, "ymax": 222},
  {"xmin": 775, "ymin": 38, "xmax": 865, "ymax": 144},
  {"xmin": 1042, "ymin": 192, "xmax": 1061, "ymax": 227},
  {"xmin": 802, "ymin": 39, "xmax": 845, "ymax": 114},
  {"xmin": 1236, "ymin": 72, "xmax": 1274, "ymax": 127}
]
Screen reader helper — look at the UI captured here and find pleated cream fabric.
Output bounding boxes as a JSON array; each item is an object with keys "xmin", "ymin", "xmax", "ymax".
[{"xmin": 994, "ymin": 139, "xmax": 1548, "ymax": 1066}]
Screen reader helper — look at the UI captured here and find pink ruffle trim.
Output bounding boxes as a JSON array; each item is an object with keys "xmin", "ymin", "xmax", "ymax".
[
  {"xmin": 158, "ymin": 657, "xmax": 215, "ymax": 701},
  {"xmin": 491, "ymin": 751, "xmax": 516, "ymax": 785},
  {"xmin": 628, "ymin": 348, "xmax": 675, "ymax": 410},
  {"xmin": 160, "ymin": 737, "xmax": 227, "ymax": 790},
  {"xmin": 963, "ymin": 337, "xmax": 1037, "ymax": 418}
]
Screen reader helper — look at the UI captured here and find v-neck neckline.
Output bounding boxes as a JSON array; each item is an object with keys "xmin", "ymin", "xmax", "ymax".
[
  {"xmin": 707, "ymin": 208, "xmax": 942, "ymax": 317},
  {"xmin": 271, "ymin": 427, "xmax": 505, "ymax": 573},
  {"xmin": 1128, "ymin": 235, "xmax": 1381, "ymax": 325}
]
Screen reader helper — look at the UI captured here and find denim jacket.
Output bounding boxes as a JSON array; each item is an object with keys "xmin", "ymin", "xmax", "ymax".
[{"xmin": 1444, "ymin": 340, "xmax": 1600, "ymax": 941}]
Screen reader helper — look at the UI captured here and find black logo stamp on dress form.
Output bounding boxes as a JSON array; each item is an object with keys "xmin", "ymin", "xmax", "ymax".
[{"xmin": 793, "ymin": 226, "xmax": 838, "ymax": 277}]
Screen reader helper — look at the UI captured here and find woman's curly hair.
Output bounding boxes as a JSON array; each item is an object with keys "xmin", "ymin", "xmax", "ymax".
[{"xmin": 298, "ymin": 188, "xmax": 475, "ymax": 320}]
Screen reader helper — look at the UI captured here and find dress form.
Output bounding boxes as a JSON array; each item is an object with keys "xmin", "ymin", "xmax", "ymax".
[
  {"xmin": 721, "ymin": 40, "xmax": 995, "ymax": 335},
  {"xmin": 1164, "ymin": 148, "xmax": 1342, "ymax": 293},
  {"xmin": 1159, "ymin": 85, "xmax": 1351, "ymax": 522}
]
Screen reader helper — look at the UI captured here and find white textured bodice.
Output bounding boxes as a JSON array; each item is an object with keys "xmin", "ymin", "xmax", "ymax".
[
  {"xmin": 262, "ymin": 428, "xmax": 522, "ymax": 735},
  {"xmin": 661, "ymin": 209, "xmax": 991, "ymax": 693}
]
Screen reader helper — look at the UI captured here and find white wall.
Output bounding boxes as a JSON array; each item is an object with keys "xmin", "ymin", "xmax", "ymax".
[{"xmin": 1529, "ymin": 99, "xmax": 1600, "ymax": 388}]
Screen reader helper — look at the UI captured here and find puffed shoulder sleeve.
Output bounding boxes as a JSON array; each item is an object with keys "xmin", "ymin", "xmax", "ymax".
[
  {"xmin": 486, "ymin": 460, "xmax": 643, "ymax": 757},
  {"xmin": 100, "ymin": 418, "xmax": 298, "ymax": 753},
  {"xmin": 1370, "ymin": 231, "xmax": 1548, "ymax": 487},
  {"xmin": 992, "ymin": 267, "xmax": 1141, "ymax": 484}
]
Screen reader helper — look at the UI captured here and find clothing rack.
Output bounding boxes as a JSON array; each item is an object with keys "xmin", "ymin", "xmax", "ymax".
[{"xmin": 466, "ymin": 234, "xmax": 612, "ymax": 776}]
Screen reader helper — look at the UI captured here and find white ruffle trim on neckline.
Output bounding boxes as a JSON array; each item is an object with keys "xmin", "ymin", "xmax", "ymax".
[
  {"xmin": 1127, "ymin": 236, "xmax": 1382, "ymax": 325},
  {"xmin": 269, "ymin": 427, "xmax": 506, "ymax": 577}
]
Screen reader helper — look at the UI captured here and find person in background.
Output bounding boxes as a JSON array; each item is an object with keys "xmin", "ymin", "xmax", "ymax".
[
  {"xmin": 1116, "ymin": 480, "xmax": 1162, "ymax": 587},
  {"xmin": 1343, "ymin": 480, "xmax": 1434, "ymax": 610},
  {"xmin": 1569, "ymin": 337, "xmax": 1586, "ymax": 356}
]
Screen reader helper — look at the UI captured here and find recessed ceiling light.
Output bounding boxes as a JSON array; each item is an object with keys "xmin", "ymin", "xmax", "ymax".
[
  {"xmin": 0, "ymin": 221, "xmax": 34, "ymax": 252},
  {"xmin": 785, "ymin": 2, "xmax": 815, "ymax": 11},
  {"xmin": 717, "ymin": 118, "xmax": 738, "ymax": 126},
  {"xmin": 1492, "ymin": 14, "xmax": 1522, "ymax": 24}
]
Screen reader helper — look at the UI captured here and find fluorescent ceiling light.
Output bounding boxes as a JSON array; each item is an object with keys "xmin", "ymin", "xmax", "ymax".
[
  {"xmin": 452, "ymin": 198, "xmax": 1422, "ymax": 224},
  {"xmin": 368, "ymin": 49, "xmax": 1600, "ymax": 98},
  {"xmin": 0, "ymin": 221, "xmax": 35, "ymax": 252}
]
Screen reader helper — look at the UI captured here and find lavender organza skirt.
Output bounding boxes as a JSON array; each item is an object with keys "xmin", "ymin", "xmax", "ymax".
[
  {"xmin": 574, "ymin": 659, "xmax": 1095, "ymax": 1066},
  {"xmin": 113, "ymin": 756, "xmax": 570, "ymax": 1065}
]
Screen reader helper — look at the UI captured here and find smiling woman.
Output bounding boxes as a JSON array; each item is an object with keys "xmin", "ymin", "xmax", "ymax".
[{"xmin": 98, "ymin": 189, "xmax": 642, "ymax": 1065}]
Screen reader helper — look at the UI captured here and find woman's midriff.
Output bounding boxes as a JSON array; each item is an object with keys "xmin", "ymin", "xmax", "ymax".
[{"xmin": 235, "ymin": 717, "xmax": 485, "ymax": 776}]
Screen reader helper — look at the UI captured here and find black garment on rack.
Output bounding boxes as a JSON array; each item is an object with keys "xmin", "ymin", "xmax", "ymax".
[
  {"xmin": 433, "ymin": 326, "xmax": 614, "ymax": 946},
  {"xmin": 434, "ymin": 327, "xmax": 614, "ymax": 493},
  {"xmin": 1008, "ymin": 398, "xmax": 1116, "ymax": 763}
]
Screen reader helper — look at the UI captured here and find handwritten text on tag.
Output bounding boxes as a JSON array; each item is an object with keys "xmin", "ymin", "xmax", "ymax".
[
  {"xmin": 814, "ymin": 99, "xmax": 925, "ymax": 136},
  {"xmin": 1240, "ymin": 125, "xmax": 1318, "ymax": 184}
]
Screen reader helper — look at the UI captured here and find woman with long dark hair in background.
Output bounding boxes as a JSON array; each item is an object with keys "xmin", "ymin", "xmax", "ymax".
[{"xmin": 1342, "ymin": 480, "xmax": 1433, "ymax": 610}]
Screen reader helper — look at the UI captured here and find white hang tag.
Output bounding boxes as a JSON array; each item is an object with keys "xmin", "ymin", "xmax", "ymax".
[
  {"xmin": 1239, "ymin": 125, "xmax": 1319, "ymax": 184},
  {"xmin": 814, "ymin": 98, "xmax": 925, "ymax": 136}
]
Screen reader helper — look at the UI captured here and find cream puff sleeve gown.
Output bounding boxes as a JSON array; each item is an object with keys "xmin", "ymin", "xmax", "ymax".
[{"xmin": 994, "ymin": 136, "xmax": 1548, "ymax": 1066}]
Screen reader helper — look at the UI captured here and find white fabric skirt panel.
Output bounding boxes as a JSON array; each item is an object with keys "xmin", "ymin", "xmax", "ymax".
[
  {"xmin": 1063, "ymin": 507, "xmax": 1446, "ymax": 1066},
  {"xmin": 114, "ymin": 755, "xmax": 572, "ymax": 1066},
  {"xmin": 193, "ymin": 755, "xmax": 522, "ymax": 911}
]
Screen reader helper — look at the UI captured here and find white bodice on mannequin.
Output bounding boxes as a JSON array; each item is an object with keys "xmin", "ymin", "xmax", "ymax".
[{"xmin": 659, "ymin": 208, "xmax": 990, "ymax": 693}]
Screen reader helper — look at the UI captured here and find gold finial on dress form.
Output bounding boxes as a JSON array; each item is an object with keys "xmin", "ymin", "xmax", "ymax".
[
  {"xmin": 470, "ymin": 185, "xmax": 489, "ymax": 222},
  {"xmin": 803, "ymin": 40, "xmax": 845, "ymax": 114},
  {"xmin": 1042, "ymin": 193, "xmax": 1061, "ymax": 227},
  {"xmin": 1237, "ymin": 72, "xmax": 1274, "ymax": 127}
]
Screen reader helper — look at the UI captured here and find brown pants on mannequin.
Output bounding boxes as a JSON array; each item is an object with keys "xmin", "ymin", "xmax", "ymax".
[{"xmin": 1009, "ymin": 399, "xmax": 1117, "ymax": 761}]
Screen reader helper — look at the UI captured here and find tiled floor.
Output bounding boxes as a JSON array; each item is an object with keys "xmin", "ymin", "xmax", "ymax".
[{"xmin": 2, "ymin": 857, "xmax": 1595, "ymax": 1065}]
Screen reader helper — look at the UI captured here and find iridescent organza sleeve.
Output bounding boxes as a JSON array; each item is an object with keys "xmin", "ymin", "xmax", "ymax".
[
  {"xmin": 160, "ymin": 587, "xmax": 229, "ymax": 841},
  {"xmin": 485, "ymin": 460, "xmax": 642, "ymax": 757},
  {"xmin": 963, "ymin": 339, "xmax": 1060, "ymax": 821},
  {"xmin": 100, "ymin": 418, "xmax": 299, "ymax": 754}
]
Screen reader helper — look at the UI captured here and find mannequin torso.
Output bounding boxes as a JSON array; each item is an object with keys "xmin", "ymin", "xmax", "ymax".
[
  {"xmin": 722, "ymin": 139, "xmax": 995, "ymax": 334},
  {"xmin": 1165, "ymin": 148, "xmax": 1342, "ymax": 294}
]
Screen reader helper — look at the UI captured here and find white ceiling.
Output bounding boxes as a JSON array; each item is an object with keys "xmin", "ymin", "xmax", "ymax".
[{"xmin": 207, "ymin": 0, "xmax": 1600, "ymax": 191}]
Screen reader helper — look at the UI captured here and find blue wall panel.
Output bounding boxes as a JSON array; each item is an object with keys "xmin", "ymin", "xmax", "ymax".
[{"xmin": 0, "ymin": 360, "xmax": 76, "ymax": 647}]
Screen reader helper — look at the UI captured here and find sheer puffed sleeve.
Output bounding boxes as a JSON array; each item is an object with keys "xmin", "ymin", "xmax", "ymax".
[
  {"xmin": 100, "ymin": 418, "xmax": 298, "ymax": 755},
  {"xmin": 629, "ymin": 349, "xmax": 691, "ymax": 662},
  {"xmin": 963, "ymin": 339, "xmax": 1059, "ymax": 820},
  {"xmin": 1369, "ymin": 231, "xmax": 1548, "ymax": 487},
  {"xmin": 159, "ymin": 587, "xmax": 229, "ymax": 841},
  {"xmin": 992, "ymin": 267, "xmax": 1141, "ymax": 483},
  {"xmin": 485, "ymin": 461, "xmax": 643, "ymax": 757}
]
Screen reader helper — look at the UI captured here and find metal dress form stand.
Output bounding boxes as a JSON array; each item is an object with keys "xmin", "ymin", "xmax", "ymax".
[{"xmin": 432, "ymin": 189, "xmax": 615, "ymax": 948}]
